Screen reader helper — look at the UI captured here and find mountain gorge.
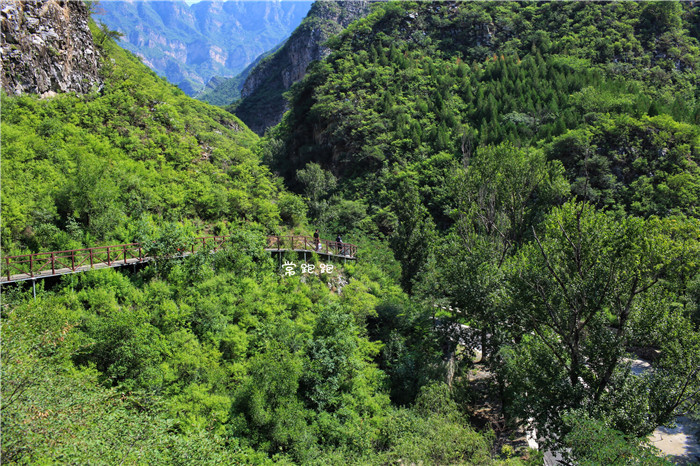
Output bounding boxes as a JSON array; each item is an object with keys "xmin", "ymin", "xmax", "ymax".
[
  {"xmin": 2, "ymin": 2, "xmax": 504, "ymax": 464},
  {"xmin": 2, "ymin": 1, "xmax": 700, "ymax": 465},
  {"xmin": 230, "ymin": 0, "xmax": 373, "ymax": 134},
  {"xmin": 96, "ymin": 0, "xmax": 312, "ymax": 95}
]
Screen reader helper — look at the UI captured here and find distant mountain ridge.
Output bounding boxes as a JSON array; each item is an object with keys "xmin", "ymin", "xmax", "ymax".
[
  {"xmin": 229, "ymin": 0, "xmax": 374, "ymax": 134},
  {"xmin": 97, "ymin": 0, "xmax": 312, "ymax": 95},
  {"xmin": 194, "ymin": 41, "xmax": 282, "ymax": 106}
]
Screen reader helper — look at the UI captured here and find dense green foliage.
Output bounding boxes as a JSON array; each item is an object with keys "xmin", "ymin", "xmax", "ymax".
[
  {"xmin": 269, "ymin": 2, "xmax": 698, "ymax": 197},
  {"xmin": 4, "ymin": 2, "xmax": 700, "ymax": 464},
  {"xmin": 1, "ymin": 26, "xmax": 290, "ymax": 257},
  {"xmin": 501, "ymin": 204, "xmax": 700, "ymax": 440},
  {"xmin": 561, "ymin": 413, "xmax": 672, "ymax": 465},
  {"xmin": 1, "ymin": 11, "xmax": 520, "ymax": 465},
  {"xmin": 262, "ymin": 1, "xmax": 700, "ymax": 462},
  {"xmin": 2, "ymin": 233, "xmax": 516, "ymax": 464}
]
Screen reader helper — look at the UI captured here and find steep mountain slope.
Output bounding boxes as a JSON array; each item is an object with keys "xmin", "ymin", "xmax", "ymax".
[
  {"xmin": 96, "ymin": 0, "xmax": 312, "ymax": 95},
  {"xmin": 1, "ymin": 4, "xmax": 290, "ymax": 257},
  {"xmin": 1, "ymin": 6, "xmax": 518, "ymax": 466},
  {"xmin": 230, "ymin": 0, "xmax": 373, "ymax": 134},
  {"xmin": 261, "ymin": 4, "xmax": 700, "ymax": 454},
  {"xmin": 268, "ymin": 1, "xmax": 699, "ymax": 219}
]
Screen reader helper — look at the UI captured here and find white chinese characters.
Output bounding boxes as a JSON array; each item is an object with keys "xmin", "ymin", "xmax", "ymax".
[
  {"xmin": 282, "ymin": 261, "xmax": 296, "ymax": 276},
  {"xmin": 281, "ymin": 261, "xmax": 334, "ymax": 276}
]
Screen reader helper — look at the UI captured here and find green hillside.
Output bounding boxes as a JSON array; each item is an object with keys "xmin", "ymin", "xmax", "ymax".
[
  {"xmin": 1, "ymin": 12, "xmax": 518, "ymax": 466},
  {"xmin": 269, "ymin": 2, "xmax": 699, "ymax": 194},
  {"xmin": 1, "ymin": 28, "xmax": 283, "ymax": 257},
  {"xmin": 2, "ymin": 2, "xmax": 700, "ymax": 465},
  {"xmin": 266, "ymin": 0, "xmax": 699, "ymax": 260}
]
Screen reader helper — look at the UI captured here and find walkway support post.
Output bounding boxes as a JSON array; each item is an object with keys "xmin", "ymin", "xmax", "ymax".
[
  {"xmin": 6, "ymin": 257, "xmax": 10, "ymax": 281},
  {"xmin": 51, "ymin": 253, "xmax": 55, "ymax": 275},
  {"xmin": 29, "ymin": 255, "xmax": 34, "ymax": 278}
]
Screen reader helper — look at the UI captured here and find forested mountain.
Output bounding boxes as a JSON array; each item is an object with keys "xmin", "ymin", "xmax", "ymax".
[
  {"xmin": 263, "ymin": 1, "xmax": 700, "ymax": 460},
  {"xmin": 1, "ymin": 18, "xmax": 511, "ymax": 459},
  {"xmin": 96, "ymin": 0, "xmax": 312, "ymax": 95},
  {"xmin": 267, "ymin": 1, "xmax": 699, "ymax": 240},
  {"xmin": 230, "ymin": 0, "xmax": 373, "ymax": 134},
  {"xmin": 1, "ymin": 2, "xmax": 518, "ymax": 464},
  {"xmin": 2, "ymin": 1, "xmax": 700, "ymax": 464}
]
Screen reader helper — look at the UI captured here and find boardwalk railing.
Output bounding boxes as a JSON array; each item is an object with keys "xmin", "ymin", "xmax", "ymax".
[
  {"xmin": 3, "ymin": 243, "xmax": 144, "ymax": 281},
  {"xmin": 2, "ymin": 234, "xmax": 356, "ymax": 283},
  {"xmin": 265, "ymin": 235, "xmax": 357, "ymax": 258}
]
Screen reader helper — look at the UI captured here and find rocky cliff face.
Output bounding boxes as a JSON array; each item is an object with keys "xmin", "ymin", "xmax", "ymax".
[
  {"xmin": 233, "ymin": 1, "xmax": 373, "ymax": 135},
  {"xmin": 1, "ymin": 0, "xmax": 101, "ymax": 97},
  {"xmin": 240, "ymin": 1, "xmax": 370, "ymax": 99}
]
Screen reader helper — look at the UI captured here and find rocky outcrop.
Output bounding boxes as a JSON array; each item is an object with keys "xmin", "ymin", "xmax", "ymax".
[
  {"xmin": 1, "ymin": 0, "xmax": 102, "ymax": 97},
  {"xmin": 233, "ymin": 1, "xmax": 373, "ymax": 135},
  {"xmin": 241, "ymin": 1, "xmax": 371, "ymax": 98}
]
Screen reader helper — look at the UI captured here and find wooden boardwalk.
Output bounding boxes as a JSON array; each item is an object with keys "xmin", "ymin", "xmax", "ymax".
[
  {"xmin": 1, "ymin": 235, "xmax": 356, "ymax": 285},
  {"xmin": 1, "ymin": 257, "xmax": 149, "ymax": 284}
]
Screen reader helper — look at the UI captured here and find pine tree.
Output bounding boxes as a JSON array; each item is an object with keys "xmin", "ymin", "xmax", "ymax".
[{"xmin": 370, "ymin": 44, "xmax": 379, "ymax": 63}]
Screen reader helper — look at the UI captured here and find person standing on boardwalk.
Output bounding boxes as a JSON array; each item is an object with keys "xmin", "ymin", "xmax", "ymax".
[
  {"xmin": 336, "ymin": 234, "xmax": 343, "ymax": 255},
  {"xmin": 314, "ymin": 229, "xmax": 320, "ymax": 251}
]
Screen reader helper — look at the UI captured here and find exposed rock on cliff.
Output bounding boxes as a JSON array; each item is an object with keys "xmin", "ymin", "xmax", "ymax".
[
  {"xmin": 1, "ymin": 0, "xmax": 102, "ymax": 97},
  {"xmin": 231, "ymin": 1, "xmax": 373, "ymax": 135}
]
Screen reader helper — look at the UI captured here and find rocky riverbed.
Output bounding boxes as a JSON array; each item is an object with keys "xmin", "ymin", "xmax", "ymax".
[{"xmin": 630, "ymin": 358, "xmax": 700, "ymax": 464}]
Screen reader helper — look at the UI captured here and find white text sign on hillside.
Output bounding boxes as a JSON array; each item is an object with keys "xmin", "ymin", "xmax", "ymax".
[{"xmin": 282, "ymin": 261, "xmax": 334, "ymax": 276}]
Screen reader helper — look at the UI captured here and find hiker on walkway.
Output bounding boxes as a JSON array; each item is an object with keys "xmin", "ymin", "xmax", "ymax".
[
  {"xmin": 336, "ymin": 234, "xmax": 343, "ymax": 255},
  {"xmin": 314, "ymin": 229, "xmax": 320, "ymax": 251}
]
